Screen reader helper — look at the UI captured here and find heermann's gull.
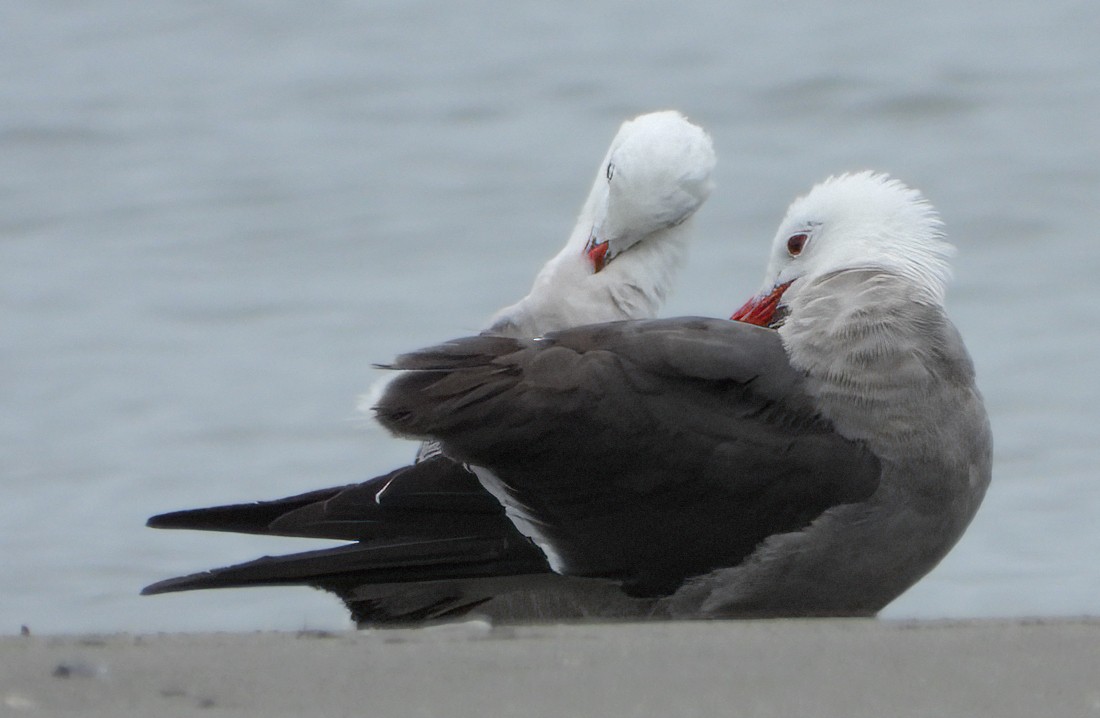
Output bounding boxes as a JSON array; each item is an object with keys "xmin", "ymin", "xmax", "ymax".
[
  {"xmin": 486, "ymin": 109, "xmax": 716, "ymax": 338},
  {"xmin": 144, "ymin": 112, "xmax": 719, "ymax": 622},
  {"xmin": 145, "ymin": 172, "xmax": 991, "ymax": 623}
]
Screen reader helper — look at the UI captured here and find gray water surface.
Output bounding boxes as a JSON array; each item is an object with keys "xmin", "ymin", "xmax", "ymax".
[{"xmin": 3, "ymin": 1, "xmax": 1099, "ymax": 633}]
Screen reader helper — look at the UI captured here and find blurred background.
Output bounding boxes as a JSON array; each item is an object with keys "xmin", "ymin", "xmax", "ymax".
[{"xmin": 2, "ymin": 0, "xmax": 1098, "ymax": 633}]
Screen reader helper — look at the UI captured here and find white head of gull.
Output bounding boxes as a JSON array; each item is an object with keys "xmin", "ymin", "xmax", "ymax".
[
  {"xmin": 487, "ymin": 110, "xmax": 716, "ymax": 337},
  {"xmin": 733, "ymin": 171, "xmax": 953, "ymax": 324}
]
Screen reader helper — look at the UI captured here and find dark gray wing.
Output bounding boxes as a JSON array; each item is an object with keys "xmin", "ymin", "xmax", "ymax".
[{"xmin": 375, "ymin": 316, "xmax": 880, "ymax": 597}]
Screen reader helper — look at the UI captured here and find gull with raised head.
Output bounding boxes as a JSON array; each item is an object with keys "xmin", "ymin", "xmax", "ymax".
[{"xmin": 352, "ymin": 172, "xmax": 992, "ymax": 619}]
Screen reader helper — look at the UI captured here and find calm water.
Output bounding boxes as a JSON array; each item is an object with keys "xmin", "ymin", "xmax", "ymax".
[{"xmin": 3, "ymin": 0, "xmax": 1099, "ymax": 633}]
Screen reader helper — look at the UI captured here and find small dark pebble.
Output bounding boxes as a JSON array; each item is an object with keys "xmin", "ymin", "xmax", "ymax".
[
  {"xmin": 52, "ymin": 660, "xmax": 99, "ymax": 679},
  {"xmin": 159, "ymin": 687, "xmax": 217, "ymax": 709}
]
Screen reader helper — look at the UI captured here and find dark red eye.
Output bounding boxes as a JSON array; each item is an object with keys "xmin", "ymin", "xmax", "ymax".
[{"xmin": 786, "ymin": 233, "xmax": 809, "ymax": 256}]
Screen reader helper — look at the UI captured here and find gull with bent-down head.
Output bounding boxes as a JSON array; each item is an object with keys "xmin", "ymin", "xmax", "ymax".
[{"xmin": 143, "ymin": 111, "xmax": 721, "ymax": 623}]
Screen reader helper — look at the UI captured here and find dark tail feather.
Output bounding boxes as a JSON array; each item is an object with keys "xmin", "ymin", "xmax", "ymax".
[
  {"xmin": 142, "ymin": 533, "xmax": 545, "ymax": 594},
  {"xmin": 146, "ymin": 457, "xmax": 505, "ymax": 542},
  {"xmin": 142, "ymin": 532, "xmax": 552, "ymax": 625},
  {"xmin": 146, "ymin": 484, "xmax": 350, "ymax": 535}
]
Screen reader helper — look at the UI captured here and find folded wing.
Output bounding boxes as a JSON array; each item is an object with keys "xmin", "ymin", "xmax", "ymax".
[{"xmin": 375, "ymin": 317, "xmax": 880, "ymax": 597}]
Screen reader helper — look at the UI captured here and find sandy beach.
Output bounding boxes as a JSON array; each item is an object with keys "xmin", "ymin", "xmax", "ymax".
[{"xmin": 2, "ymin": 618, "xmax": 1096, "ymax": 717}]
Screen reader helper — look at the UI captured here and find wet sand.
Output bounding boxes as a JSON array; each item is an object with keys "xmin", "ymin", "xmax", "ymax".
[{"xmin": 2, "ymin": 618, "xmax": 1097, "ymax": 717}]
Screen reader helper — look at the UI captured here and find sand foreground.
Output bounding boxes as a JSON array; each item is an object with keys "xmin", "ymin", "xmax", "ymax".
[{"xmin": 2, "ymin": 618, "xmax": 1097, "ymax": 717}]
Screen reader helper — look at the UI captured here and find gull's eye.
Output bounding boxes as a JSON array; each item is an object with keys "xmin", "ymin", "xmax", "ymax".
[
  {"xmin": 606, "ymin": 163, "xmax": 615, "ymax": 181},
  {"xmin": 786, "ymin": 232, "xmax": 809, "ymax": 256}
]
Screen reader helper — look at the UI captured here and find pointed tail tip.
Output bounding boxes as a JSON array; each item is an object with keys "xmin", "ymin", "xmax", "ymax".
[
  {"xmin": 146, "ymin": 507, "xmax": 215, "ymax": 530},
  {"xmin": 145, "ymin": 509, "xmax": 205, "ymax": 530},
  {"xmin": 140, "ymin": 578, "xmax": 177, "ymax": 596},
  {"xmin": 146, "ymin": 512, "xmax": 175, "ymax": 529},
  {"xmin": 141, "ymin": 570, "xmax": 221, "ymax": 596}
]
